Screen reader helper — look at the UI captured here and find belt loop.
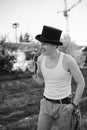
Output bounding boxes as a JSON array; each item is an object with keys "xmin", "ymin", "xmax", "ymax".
[{"xmin": 60, "ymin": 99, "xmax": 62, "ymax": 104}]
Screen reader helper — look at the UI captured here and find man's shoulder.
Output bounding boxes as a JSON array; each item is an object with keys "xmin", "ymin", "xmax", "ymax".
[
  {"xmin": 63, "ymin": 53, "xmax": 78, "ymax": 71},
  {"xmin": 63, "ymin": 53, "xmax": 75, "ymax": 62},
  {"xmin": 37, "ymin": 55, "xmax": 44, "ymax": 63},
  {"xmin": 62, "ymin": 53, "xmax": 77, "ymax": 68}
]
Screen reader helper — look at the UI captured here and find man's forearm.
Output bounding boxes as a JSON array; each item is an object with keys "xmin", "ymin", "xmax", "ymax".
[{"xmin": 73, "ymin": 82, "xmax": 85, "ymax": 105}]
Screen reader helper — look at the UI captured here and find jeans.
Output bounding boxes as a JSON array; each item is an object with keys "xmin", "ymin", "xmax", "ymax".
[{"xmin": 37, "ymin": 98, "xmax": 72, "ymax": 130}]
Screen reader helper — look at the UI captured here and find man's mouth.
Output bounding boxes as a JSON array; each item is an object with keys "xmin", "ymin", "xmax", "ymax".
[{"xmin": 41, "ymin": 48, "xmax": 46, "ymax": 52}]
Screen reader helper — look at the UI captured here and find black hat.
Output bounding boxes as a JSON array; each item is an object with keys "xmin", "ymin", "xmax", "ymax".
[{"xmin": 35, "ymin": 25, "xmax": 63, "ymax": 46}]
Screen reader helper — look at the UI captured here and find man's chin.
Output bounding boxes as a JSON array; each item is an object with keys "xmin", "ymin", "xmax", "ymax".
[
  {"xmin": 42, "ymin": 51, "xmax": 47, "ymax": 55},
  {"xmin": 43, "ymin": 52, "xmax": 48, "ymax": 56}
]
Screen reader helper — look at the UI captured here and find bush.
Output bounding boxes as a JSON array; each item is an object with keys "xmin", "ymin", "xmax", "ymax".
[{"xmin": 0, "ymin": 53, "xmax": 15, "ymax": 74}]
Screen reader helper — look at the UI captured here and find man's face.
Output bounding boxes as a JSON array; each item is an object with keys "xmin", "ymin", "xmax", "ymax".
[{"xmin": 41, "ymin": 42, "xmax": 56, "ymax": 55}]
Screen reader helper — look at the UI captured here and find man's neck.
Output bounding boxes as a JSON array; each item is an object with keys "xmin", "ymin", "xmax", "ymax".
[{"xmin": 47, "ymin": 50, "xmax": 60, "ymax": 60}]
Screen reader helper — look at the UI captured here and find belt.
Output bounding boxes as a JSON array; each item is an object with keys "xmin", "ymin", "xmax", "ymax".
[{"xmin": 43, "ymin": 96, "xmax": 71, "ymax": 104}]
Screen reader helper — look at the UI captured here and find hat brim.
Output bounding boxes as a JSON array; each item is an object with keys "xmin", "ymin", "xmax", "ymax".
[{"xmin": 35, "ymin": 35, "xmax": 63, "ymax": 46}]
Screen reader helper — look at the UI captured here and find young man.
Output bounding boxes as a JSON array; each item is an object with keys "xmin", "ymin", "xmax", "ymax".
[{"xmin": 34, "ymin": 25, "xmax": 85, "ymax": 130}]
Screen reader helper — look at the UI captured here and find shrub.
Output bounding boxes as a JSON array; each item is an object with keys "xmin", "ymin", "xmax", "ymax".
[{"xmin": 0, "ymin": 53, "xmax": 15, "ymax": 74}]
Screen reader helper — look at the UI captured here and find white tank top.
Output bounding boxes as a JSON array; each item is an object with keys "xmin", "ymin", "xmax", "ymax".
[{"xmin": 41, "ymin": 52, "xmax": 72, "ymax": 99}]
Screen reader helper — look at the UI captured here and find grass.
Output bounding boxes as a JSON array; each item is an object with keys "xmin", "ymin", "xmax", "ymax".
[{"xmin": 0, "ymin": 70, "xmax": 87, "ymax": 130}]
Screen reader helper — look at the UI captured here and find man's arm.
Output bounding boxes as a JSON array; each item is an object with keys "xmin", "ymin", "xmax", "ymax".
[
  {"xmin": 33, "ymin": 55, "xmax": 44, "ymax": 86},
  {"xmin": 67, "ymin": 55, "xmax": 85, "ymax": 105}
]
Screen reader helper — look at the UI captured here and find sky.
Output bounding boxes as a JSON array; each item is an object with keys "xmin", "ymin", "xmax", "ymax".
[{"xmin": 0, "ymin": 0, "xmax": 87, "ymax": 46}]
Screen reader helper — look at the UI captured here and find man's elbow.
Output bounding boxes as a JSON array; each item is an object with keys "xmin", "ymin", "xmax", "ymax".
[{"xmin": 37, "ymin": 72, "xmax": 43, "ymax": 80}]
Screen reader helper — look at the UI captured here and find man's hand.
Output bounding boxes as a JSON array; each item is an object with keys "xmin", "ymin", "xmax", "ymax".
[
  {"xmin": 33, "ymin": 74, "xmax": 44, "ymax": 86},
  {"xmin": 63, "ymin": 104, "xmax": 74, "ymax": 112}
]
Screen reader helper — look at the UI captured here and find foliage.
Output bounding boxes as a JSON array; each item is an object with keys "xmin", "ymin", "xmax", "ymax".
[
  {"xmin": 59, "ymin": 34, "xmax": 87, "ymax": 68},
  {"xmin": 24, "ymin": 33, "xmax": 31, "ymax": 42},
  {"xmin": 19, "ymin": 34, "xmax": 24, "ymax": 42},
  {"xmin": 25, "ymin": 51, "xmax": 34, "ymax": 60},
  {"xmin": 19, "ymin": 32, "xmax": 31, "ymax": 43},
  {"xmin": 0, "ymin": 35, "xmax": 6, "ymax": 44},
  {"xmin": 0, "ymin": 53, "xmax": 15, "ymax": 73},
  {"xmin": 59, "ymin": 35, "xmax": 78, "ymax": 54},
  {"xmin": 0, "ymin": 39, "xmax": 16, "ymax": 73},
  {"xmin": 82, "ymin": 47, "xmax": 87, "ymax": 66}
]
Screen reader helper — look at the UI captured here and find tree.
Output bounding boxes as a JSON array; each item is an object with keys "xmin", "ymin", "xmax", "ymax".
[
  {"xmin": 19, "ymin": 34, "xmax": 24, "ymax": 43},
  {"xmin": 24, "ymin": 33, "xmax": 30, "ymax": 42},
  {"xmin": 19, "ymin": 32, "xmax": 32, "ymax": 43},
  {"xmin": 0, "ymin": 35, "xmax": 6, "ymax": 44},
  {"xmin": 0, "ymin": 35, "xmax": 7, "ymax": 55},
  {"xmin": 59, "ymin": 34, "xmax": 78, "ymax": 55},
  {"xmin": 59, "ymin": 34, "xmax": 86, "ymax": 67}
]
